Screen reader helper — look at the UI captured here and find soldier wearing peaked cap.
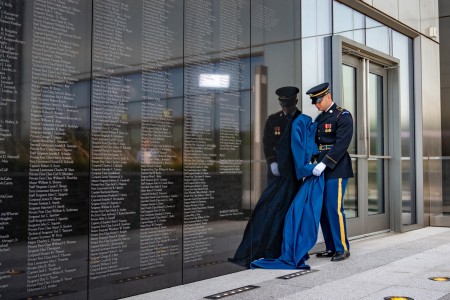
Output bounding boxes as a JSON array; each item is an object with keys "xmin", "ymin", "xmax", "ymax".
[
  {"xmin": 307, "ymin": 82, "xmax": 354, "ymax": 262},
  {"xmin": 263, "ymin": 86, "xmax": 302, "ymax": 183},
  {"xmin": 230, "ymin": 86, "xmax": 302, "ymax": 268}
]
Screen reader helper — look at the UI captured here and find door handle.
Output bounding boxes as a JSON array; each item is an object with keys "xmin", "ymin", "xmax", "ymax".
[
  {"xmin": 368, "ymin": 155, "xmax": 392, "ymax": 160},
  {"xmin": 350, "ymin": 154, "xmax": 367, "ymax": 158}
]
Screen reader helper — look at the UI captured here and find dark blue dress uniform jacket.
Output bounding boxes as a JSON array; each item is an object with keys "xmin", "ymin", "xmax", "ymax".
[
  {"xmin": 251, "ymin": 114, "xmax": 325, "ymax": 270},
  {"xmin": 314, "ymin": 103, "xmax": 354, "ymax": 179},
  {"xmin": 264, "ymin": 110, "xmax": 301, "ymax": 161}
]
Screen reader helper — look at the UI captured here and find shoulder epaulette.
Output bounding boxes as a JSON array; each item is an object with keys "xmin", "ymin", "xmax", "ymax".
[{"xmin": 336, "ymin": 106, "xmax": 350, "ymax": 115}]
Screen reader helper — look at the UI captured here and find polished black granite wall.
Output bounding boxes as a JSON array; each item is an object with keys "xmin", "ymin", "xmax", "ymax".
[
  {"xmin": 0, "ymin": 0, "xmax": 251, "ymax": 298},
  {"xmin": 0, "ymin": 0, "xmax": 301, "ymax": 299}
]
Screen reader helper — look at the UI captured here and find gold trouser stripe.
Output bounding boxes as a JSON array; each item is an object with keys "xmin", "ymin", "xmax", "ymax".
[{"xmin": 337, "ymin": 178, "xmax": 348, "ymax": 251}]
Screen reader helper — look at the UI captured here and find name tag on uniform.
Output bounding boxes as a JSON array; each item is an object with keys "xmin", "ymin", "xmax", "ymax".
[{"xmin": 324, "ymin": 124, "xmax": 332, "ymax": 133}]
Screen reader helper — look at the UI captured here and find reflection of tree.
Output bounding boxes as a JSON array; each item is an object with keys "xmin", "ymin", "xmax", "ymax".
[
  {"xmin": 1, "ymin": 126, "xmax": 92, "ymax": 171},
  {"xmin": 66, "ymin": 127, "xmax": 90, "ymax": 168},
  {"xmin": 91, "ymin": 120, "xmax": 136, "ymax": 166},
  {"xmin": 5, "ymin": 138, "xmax": 30, "ymax": 167},
  {"xmin": 139, "ymin": 104, "xmax": 182, "ymax": 170},
  {"xmin": 170, "ymin": 147, "xmax": 182, "ymax": 170}
]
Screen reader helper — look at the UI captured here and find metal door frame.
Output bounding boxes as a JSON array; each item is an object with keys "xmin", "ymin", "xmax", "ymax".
[{"xmin": 331, "ymin": 36, "xmax": 401, "ymax": 237}]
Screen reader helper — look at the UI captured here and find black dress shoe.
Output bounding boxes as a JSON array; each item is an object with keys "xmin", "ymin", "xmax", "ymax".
[
  {"xmin": 331, "ymin": 251, "xmax": 350, "ymax": 262},
  {"xmin": 316, "ymin": 250, "xmax": 336, "ymax": 258}
]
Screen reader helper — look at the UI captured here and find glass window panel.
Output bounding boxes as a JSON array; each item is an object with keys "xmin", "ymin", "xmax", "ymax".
[
  {"xmin": 333, "ymin": 1, "xmax": 365, "ymax": 42},
  {"xmin": 333, "ymin": 1, "xmax": 354, "ymax": 34},
  {"xmin": 366, "ymin": 17, "xmax": 381, "ymax": 29},
  {"xmin": 365, "ymin": 17, "xmax": 390, "ymax": 54},
  {"xmin": 345, "ymin": 160, "xmax": 358, "ymax": 218},
  {"xmin": 302, "ymin": 0, "xmax": 331, "ymax": 37},
  {"xmin": 342, "ymin": 65, "xmax": 358, "ymax": 218},
  {"xmin": 335, "ymin": 30, "xmax": 365, "ymax": 44},
  {"xmin": 336, "ymin": 31, "xmax": 355, "ymax": 40},
  {"xmin": 301, "ymin": 36, "xmax": 330, "ymax": 117},
  {"xmin": 317, "ymin": 0, "xmax": 332, "ymax": 35},
  {"xmin": 367, "ymin": 73, "xmax": 386, "ymax": 216},
  {"xmin": 353, "ymin": 29, "xmax": 366, "ymax": 44},
  {"xmin": 302, "ymin": 0, "xmax": 318, "ymax": 37},
  {"xmin": 367, "ymin": 73, "xmax": 384, "ymax": 215},
  {"xmin": 368, "ymin": 73, "xmax": 384, "ymax": 156},
  {"xmin": 368, "ymin": 159, "xmax": 385, "ymax": 215},
  {"xmin": 353, "ymin": 10, "xmax": 365, "ymax": 30},
  {"xmin": 342, "ymin": 64, "xmax": 357, "ymax": 154}
]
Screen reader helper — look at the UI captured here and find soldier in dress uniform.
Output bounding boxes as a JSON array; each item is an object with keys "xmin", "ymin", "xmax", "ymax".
[
  {"xmin": 230, "ymin": 86, "xmax": 302, "ymax": 267},
  {"xmin": 307, "ymin": 82, "xmax": 354, "ymax": 262},
  {"xmin": 264, "ymin": 86, "xmax": 302, "ymax": 184}
]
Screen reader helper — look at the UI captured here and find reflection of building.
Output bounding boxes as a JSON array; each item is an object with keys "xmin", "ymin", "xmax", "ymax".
[{"xmin": 0, "ymin": 0, "xmax": 448, "ymax": 299}]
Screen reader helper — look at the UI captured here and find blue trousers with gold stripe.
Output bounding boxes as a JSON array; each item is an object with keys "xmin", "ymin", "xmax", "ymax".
[{"xmin": 320, "ymin": 178, "xmax": 350, "ymax": 253}]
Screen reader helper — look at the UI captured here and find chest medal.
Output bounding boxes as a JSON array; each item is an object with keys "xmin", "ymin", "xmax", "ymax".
[{"xmin": 275, "ymin": 126, "xmax": 282, "ymax": 135}]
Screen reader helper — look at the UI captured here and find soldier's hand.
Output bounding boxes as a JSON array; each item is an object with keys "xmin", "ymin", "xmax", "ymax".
[
  {"xmin": 270, "ymin": 162, "xmax": 280, "ymax": 176},
  {"xmin": 312, "ymin": 162, "xmax": 326, "ymax": 176}
]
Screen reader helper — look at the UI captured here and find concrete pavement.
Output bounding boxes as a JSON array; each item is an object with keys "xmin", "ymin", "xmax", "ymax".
[{"xmin": 124, "ymin": 227, "xmax": 450, "ymax": 300}]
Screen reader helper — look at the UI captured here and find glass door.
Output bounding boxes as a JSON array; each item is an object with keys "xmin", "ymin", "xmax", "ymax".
[{"xmin": 341, "ymin": 54, "xmax": 390, "ymax": 236}]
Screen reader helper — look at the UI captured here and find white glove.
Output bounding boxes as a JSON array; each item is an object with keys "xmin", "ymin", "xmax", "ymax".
[
  {"xmin": 312, "ymin": 162, "xmax": 326, "ymax": 176},
  {"xmin": 270, "ymin": 162, "xmax": 280, "ymax": 176}
]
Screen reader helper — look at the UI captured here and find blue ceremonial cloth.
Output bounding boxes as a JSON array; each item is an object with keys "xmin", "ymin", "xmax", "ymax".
[
  {"xmin": 290, "ymin": 114, "xmax": 319, "ymax": 178},
  {"xmin": 231, "ymin": 114, "xmax": 301, "ymax": 267},
  {"xmin": 251, "ymin": 115, "xmax": 324, "ymax": 270}
]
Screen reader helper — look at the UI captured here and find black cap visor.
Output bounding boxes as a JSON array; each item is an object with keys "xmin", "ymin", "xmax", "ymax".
[{"xmin": 311, "ymin": 92, "xmax": 329, "ymax": 104}]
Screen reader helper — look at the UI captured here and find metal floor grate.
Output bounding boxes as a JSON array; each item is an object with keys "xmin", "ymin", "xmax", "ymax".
[
  {"xmin": 277, "ymin": 269, "xmax": 318, "ymax": 280},
  {"xmin": 204, "ymin": 285, "xmax": 260, "ymax": 299}
]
